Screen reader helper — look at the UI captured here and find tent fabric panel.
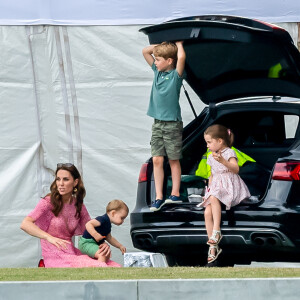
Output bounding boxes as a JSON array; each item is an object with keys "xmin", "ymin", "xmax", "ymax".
[{"xmin": 0, "ymin": 1, "xmax": 299, "ymax": 25}]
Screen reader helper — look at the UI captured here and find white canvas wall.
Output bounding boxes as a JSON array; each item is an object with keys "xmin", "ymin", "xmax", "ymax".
[
  {"xmin": 0, "ymin": 25, "xmax": 203, "ymax": 266},
  {"xmin": 0, "ymin": 0, "xmax": 299, "ymax": 24}
]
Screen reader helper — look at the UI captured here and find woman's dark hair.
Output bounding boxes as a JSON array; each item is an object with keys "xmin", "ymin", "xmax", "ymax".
[
  {"xmin": 204, "ymin": 124, "xmax": 234, "ymax": 147},
  {"xmin": 49, "ymin": 164, "xmax": 86, "ymax": 218}
]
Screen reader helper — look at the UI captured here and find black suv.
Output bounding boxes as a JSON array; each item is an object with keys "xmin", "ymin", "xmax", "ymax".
[{"xmin": 130, "ymin": 15, "xmax": 300, "ymax": 266}]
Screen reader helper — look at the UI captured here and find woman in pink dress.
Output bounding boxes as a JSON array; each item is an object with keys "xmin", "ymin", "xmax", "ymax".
[
  {"xmin": 198, "ymin": 124, "xmax": 250, "ymax": 264},
  {"xmin": 20, "ymin": 163, "xmax": 121, "ymax": 268}
]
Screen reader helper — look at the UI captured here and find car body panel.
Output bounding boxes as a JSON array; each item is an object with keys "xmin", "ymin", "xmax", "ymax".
[
  {"xmin": 140, "ymin": 15, "xmax": 300, "ymax": 105},
  {"xmin": 132, "ymin": 16, "xmax": 300, "ymax": 265}
]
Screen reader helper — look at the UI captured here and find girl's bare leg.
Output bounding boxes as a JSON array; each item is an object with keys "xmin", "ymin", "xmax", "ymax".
[
  {"xmin": 206, "ymin": 196, "xmax": 222, "ymax": 251},
  {"xmin": 210, "ymin": 196, "xmax": 222, "ymax": 231},
  {"xmin": 205, "ymin": 204, "xmax": 218, "ymax": 261},
  {"xmin": 204, "ymin": 204, "xmax": 213, "ymax": 238}
]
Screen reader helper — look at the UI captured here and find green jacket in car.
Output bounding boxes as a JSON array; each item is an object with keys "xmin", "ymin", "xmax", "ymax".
[{"xmin": 195, "ymin": 147, "xmax": 255, "ymax": 179}]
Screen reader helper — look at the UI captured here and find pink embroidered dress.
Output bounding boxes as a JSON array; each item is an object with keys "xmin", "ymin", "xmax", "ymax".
[
  {"xmin": 203, "ymin": 148, "xmax": 250, "ymax": 210},
  {"xmin": 28, "ymin": 196, "xmax": 121, "ymax": 268}
]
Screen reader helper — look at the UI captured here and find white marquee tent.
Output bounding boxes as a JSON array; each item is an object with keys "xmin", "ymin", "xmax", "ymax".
[{"xmin": 0, "ymin": 1, "xmax": 299, "ymax": 267}]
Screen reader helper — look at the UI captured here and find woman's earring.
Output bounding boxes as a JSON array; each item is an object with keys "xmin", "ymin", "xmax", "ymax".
[{"xmin": 73, "ymin": 187, "xmax": 77, "ymax": 194}]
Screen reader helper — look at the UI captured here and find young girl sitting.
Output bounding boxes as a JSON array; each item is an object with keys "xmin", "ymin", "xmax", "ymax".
[{"xmin": 198, "ymin": 124, "xmax": 250, "ymax": 263}]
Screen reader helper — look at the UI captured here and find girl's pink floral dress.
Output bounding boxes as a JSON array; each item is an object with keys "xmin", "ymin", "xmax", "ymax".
[
  {"xmin": 202, "ymin": 148, "xmax": 250, "ymax": 210},
  {"xmin": 28, "ymin": 196, "xmax": 121, "ymax": 268}
]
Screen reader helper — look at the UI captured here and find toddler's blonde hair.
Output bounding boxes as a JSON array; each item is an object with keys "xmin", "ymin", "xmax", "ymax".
[{"xmin": 106, "ymin": 199, "xmax": 129, "ymax": 214}]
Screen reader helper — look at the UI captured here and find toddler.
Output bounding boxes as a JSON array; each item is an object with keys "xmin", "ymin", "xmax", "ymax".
[{"xmin": 79, "ymin": 199, "xmax": 129, "ymax": 263}]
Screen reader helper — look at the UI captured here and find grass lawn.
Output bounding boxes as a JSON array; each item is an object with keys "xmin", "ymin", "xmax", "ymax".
[{"xmin": 1, "ymin": 267, "xmax": 300, "ymax": 281}]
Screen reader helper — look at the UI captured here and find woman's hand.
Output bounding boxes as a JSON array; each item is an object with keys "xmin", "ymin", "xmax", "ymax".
[
  {"xmin": 21, "ymin": 216, "xmax": 72, "ymax": 250},
  {"xmin": 46, "ymin": 236, "xmax": 71, "ymax": 250}
]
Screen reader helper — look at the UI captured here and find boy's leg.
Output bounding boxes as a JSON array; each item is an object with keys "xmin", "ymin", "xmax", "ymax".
[
  {"xmin": 79, "ymin": 237, "xmax": 106, "ymax": 261},
  {"xmin": 150, "ymin": 156, "xmax": 166, "ymax": 211},
  {"xmin": 153, "ymin": 156, "xmax": 164, "ymax": 200},
  {"xmin": 150, "ymin": 120, "xmax": 168, "ymax": 211},
  {"xmin": 168, "ymin": 159, "xmax": 181, "ymax": 197},
  {"xmin": 163, "ymin": 121, "xmax": 183, "ymax": 202}
]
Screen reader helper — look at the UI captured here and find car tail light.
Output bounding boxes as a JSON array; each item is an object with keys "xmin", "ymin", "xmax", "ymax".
[
  {"xmin": 272, "ymin": 162, "xmax": 300, "ymax": 181},
  {"xmin": 254, "ymin": 19, "xmax": 285, "ymax": 30},
  {"xmin": 38, "ymin": 259, "xmax": 45, "ymax": 267},
  {"xmin": 138, "ymin": 163, "xmax": 148, "ymax": 183}
]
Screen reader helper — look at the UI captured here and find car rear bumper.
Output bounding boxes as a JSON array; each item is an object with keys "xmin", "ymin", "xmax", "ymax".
[{"xmin": 131, "ymin": 227, "xmax": 296, "ymax": 254}]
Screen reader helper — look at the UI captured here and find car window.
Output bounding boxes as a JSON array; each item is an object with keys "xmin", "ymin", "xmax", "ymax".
[
  {"xmin": 217, "ymin": 111, "xmax": 296, "ymax": 147},
  {"xmin": 284, "ymin": 115, "xmax": 299, "ymax": 138}
]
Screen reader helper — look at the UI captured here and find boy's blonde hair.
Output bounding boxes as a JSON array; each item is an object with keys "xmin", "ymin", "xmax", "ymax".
[
  {"xmin": 153, "ymin": 42, "xmax": 178, "ymax": 66},
  {"xmin": 106, "ymin": 199, "xmax": 129, "ymax": 214}
]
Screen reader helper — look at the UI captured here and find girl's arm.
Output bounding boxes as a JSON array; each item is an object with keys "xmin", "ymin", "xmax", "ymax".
[
  {"xmin": 106, "ymin": 233, "xmax": 126, "ymax": 254},
  {"xmin": 85, "ymin": 219, "xmax": 106, "ymax": 242},
  {"xmin": 224, "ymin": 157, "xmax": 239, "ymax": 174},
  {"xmin": 20, "ymin": 216, "xmax": 71, "ymax": 249},
  {"xmin": 142, "ymin": 45, "xmax": 157, "ymax": 67},
  {"xmin": 214, "ymin": 152, "xmax": 239, "ymax": 174},
  {"xmin": 208, "ymin": 175, "xmax": 212, "ymax": 187},
  {"xmin": 203, "ymin": 175, "xmax": 212, "ymax": 200}
]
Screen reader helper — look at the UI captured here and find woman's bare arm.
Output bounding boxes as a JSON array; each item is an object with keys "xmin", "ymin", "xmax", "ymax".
[{"xmin": 20, "ymin": 216, "xmax": 70, "ymax": 249}]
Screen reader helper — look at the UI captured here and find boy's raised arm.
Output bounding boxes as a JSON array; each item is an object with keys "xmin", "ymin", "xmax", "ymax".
[
  {"xmin": 176, "ymin": 41, "xmax": 186, "ymax": 77},
  {"xmin": 142, "ymin": 45, "xmax": 157, "ymax": 67}
]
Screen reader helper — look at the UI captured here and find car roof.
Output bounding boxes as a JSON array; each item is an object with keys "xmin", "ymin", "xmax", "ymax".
[{"xmin": 140, "ymin": 15, "xmax": 300, "ymax": 105}]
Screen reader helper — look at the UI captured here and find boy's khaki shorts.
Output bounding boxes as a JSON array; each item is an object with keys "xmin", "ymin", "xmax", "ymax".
[{"xmin": 151, "ymin": 119, "xmax": 183, "ymax": 160}]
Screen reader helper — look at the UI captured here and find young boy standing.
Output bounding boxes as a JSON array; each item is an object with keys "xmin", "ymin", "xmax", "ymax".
[{"xmin": 142, "ymin": 41, "xmax": 186, "ymax": 211}]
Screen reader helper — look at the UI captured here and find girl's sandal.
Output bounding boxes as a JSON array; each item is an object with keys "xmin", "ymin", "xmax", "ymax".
[
  {"xmin": 207, "ymin": 245, "xmax": 222, "ymax": 263},
  {"xmin": 207, "ymin": 229, "xmax": 223, "ymax": 245}
]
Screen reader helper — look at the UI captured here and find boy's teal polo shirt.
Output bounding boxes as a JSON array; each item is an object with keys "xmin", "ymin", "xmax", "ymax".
[{"xmin": 147, "ymin": 63, "xmax": 184, "ymax": 121}]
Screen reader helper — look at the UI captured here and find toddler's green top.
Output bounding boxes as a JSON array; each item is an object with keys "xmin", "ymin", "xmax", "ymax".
[{"xmin": 147, "ymin": 63, "xmax": 183, "ymax": 121}]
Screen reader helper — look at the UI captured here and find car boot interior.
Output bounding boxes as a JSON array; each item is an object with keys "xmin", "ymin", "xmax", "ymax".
[{"xmin": 163, "ymin": 106, "xmax": 300, "ymax": 204}]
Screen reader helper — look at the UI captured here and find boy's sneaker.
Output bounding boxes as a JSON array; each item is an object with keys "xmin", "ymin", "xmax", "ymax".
[
  {"xmin": 150, "ymin": 199, "xmax": 165, "ymax": 212},
  {"xmin": 165, "ymin": 195, "xmax": 182, "ymax": 204}
]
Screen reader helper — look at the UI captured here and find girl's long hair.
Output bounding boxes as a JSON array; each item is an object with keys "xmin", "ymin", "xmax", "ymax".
[
  {"xmin": 204, "ymin": 124, "xmax": 234, "ymax": 147},
  {"xmin": 49, "ymin": 164, "xmax": 86, "ymax": 218}
]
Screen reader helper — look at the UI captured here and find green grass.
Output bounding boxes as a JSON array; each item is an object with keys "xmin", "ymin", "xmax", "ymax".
[{"xmin": 1, "ymin": 267, "xmax": 300, "ymax": 281}]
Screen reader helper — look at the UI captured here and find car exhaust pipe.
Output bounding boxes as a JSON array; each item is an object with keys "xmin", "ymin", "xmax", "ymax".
[
  {"xmin": 251, "ymin": 234, "xmax": 282, "ymax": 246},
  {"xmin": 266, "ymin": 237, "xmax": 280, "ymax": 246},
  {"xmin": 144, "ymin": 238, "xmax": 154, "ymax": 248},
  {"xmin": 135, "ymin": 238, "xmax": 144, "ymax": 248},
  {"xmin": 134, "ymin": 235, "xmax": 154, "ymax": 249},
  {"xmin": 253, "ymin": 237, "xmax": 265, "ymax": 246}
]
